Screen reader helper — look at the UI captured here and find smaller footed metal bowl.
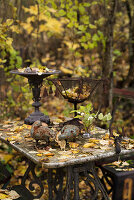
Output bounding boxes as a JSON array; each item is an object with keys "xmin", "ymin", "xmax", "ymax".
[{"xmin": 50, "ymin": 77, "xmax": 105, "ymax": 104}]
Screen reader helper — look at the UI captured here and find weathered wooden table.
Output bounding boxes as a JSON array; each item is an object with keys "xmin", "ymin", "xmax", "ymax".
[{"xmin": 0, "ymin": 121, "xmax": 134, "ymax": 200}]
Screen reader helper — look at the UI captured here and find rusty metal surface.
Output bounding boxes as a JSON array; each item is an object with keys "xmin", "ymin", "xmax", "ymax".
[
  {"xmin": 10, "ymin": 69, "xmax": 60, "ymax": 125},
  {"xmin": 0, "ymin": 121, "xmax": 134, "ymax": 169}
]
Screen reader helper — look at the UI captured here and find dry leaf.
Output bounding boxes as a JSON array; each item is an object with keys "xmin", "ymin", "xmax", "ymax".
[
  {"xmin": 9, "ymin": 190, "xmax": 20, "ymax": 199},
  {"xmin": 71, "ymin": 150, "xmax": 79, "ymax": 154},
  {"xmin": 36, "ymin": 153, "xmax": 43, "ymax": 157},
  {"xmin": 12, "ymin": 126, "xmax": 24, "ymax": 132},
  {"xmin": 103, "ymin": 133, "xmax": 109, "ymax": 140},
  {"xmin": 0, "ymin": 189, "xmax": 20, "ymax": 200},
  {"xmin": 44, "ymin": 152, "xmax": 54, "ymax": 157},
  {"xmin": 83, "ymin": 143, "xmax": 96, "ymax": 148},
  {"xmin": 88, "ymin": 139, "xmax": 100, "ymax": 143},
  {"xmin": 22, "ymin": 124, "xmax": 31, "ymax": 129},
  {"xmin": 121, "ymin": 141, "xmax": 128, "ymax": 144},
  {"xmin": 69, "ymin": 142, "xmax": 79, "ymax": 148}
]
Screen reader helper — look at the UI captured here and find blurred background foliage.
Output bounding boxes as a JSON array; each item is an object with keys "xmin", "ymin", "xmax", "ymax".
[{"xmin": 0, "ymin": 0, "xmax": 134, "ymax": 135}]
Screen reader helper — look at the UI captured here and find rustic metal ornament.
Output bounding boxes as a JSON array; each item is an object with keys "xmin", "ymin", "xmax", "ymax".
[
  {"xmin": 50, "ymin": 77, "xmax": 105, "ymax": 117},
  {"xmin": 10, "ymin": 69, "xmax": 60, "ymax": 125},
  {"xmin": 31, "ymin": 120, "xmax": 55, "ymax": 145},
  {"xmin": 58, "ymin": 125, "xmax": 80, "ymax": 141}
]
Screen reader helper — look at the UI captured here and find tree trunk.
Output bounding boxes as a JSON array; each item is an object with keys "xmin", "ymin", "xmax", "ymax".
[
  {"xmin": 123, "ymin": 1, "xmax": 134, "ymax": 87},
  {"xmin": 102, "ymin": 0, "xmax": 117, "ymax": 108}
]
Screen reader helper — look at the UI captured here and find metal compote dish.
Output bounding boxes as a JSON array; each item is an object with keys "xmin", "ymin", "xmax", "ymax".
[
  {"xmin": 10, "ymin": 67, "xmax": 60, "ymax": 125},
  {"xmin": 51, "ymin": 77, "xmax": 106, "ymax": 138},
  {"xmin": 51, "ymin": 77, "xmax": 104, "ymax": 116}
]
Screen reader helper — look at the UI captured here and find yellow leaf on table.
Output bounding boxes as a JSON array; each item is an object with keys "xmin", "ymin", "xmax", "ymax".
[
  {"xmin": 44, "ymin": 152, "xmax": 54, "ymax": 157},
  {"xmin": 83, "ymin": 143, "xmax": 96, "ymax": 148},
  {"xmin": 13, "ymin": 126, "xmax": 24, "ymax": 132},
  {"xmin": 121, "ymin": 141, "xmax": 128, "ymax": 144},
  {"xmin": 71, "ymin": 150, "xmax": 79, "ymax": 154},
  {"xmin": 88, "ymin": 139, "xmax": 100, "ymax": 143},
  {"xmin": 69, "ymin": 142, "xmax": 79, "ymax": 148},
  {"xmin": 36, "ymin": 154, "xmax": 43, "ymax": 157},
  {"xmin": 103, "ymin": 133, "xmax": 109, "ymax": 140},
  {"xmin": 22, "ymin": 124, "xmax": 31, "ymax": 130}
]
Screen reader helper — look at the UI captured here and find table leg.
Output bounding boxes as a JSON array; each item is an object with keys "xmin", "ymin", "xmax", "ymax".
[
  {"xmin": 48, "ymin": 169, "xmax": 53, "ymax": 200},
  {"xmin": 48, "ymin": 168, "xmax": 65, "ymax": 200},
  {"xmin": 64, "ymin": 166, "xmax": 73, "ymax": 200},
  {"xmin": 73, "ymin": 162, "xmax": 110, "ymax": 200},
  {"xmin": 74, "ymin": 167, "xmax": 80, "ymax": 200}
]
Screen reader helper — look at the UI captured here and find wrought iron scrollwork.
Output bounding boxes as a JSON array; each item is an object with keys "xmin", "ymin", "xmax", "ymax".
[
  {"xmin": 73, "ymin": 162, "xmax": 110, "ymax": 200},
  {"xmin": 48, "ymin": 168, "xmax": 66, "ymax": 200},
  {"xmin": 47, "ymin": 163, "xmax": 110, "ymax": 200},
  {"xmin": 99, "ymin": 166, "xmax": 113, "ymax": 197},
  {"xmin": 21, "ymin": 161, "xmax": 44, "ymax": 199}
]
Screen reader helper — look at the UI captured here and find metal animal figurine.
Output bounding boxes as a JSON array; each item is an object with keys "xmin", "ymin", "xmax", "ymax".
[
  {"xmin": 58, "ymin": 125, "xmax": 80, "ymax": 141},
  {"xmin": 31, "ymin": 120, "xmax": 55, "ymax": 145},
  {"xmin": 109, "ymin": 127, "xmax": 122, "ymax": 155},
  {"xmin": 114, "ymin": 136, "xmax": 122, "ymax": 154}
]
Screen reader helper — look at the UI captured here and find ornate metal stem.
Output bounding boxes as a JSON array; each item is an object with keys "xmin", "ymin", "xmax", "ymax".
[
  {"xmin": 24, "ymin": 77, "xmax": 50, "ymax": 125},
  {"xmin": 73, "ymin": 102, "xmax": 77, "ymax": 117}
]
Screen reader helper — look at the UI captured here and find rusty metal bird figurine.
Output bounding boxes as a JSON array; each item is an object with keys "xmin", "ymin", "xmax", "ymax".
[
  {"xmin": 58, "ymin": 125, "xmax": 80, "ymax": 141},
  {"xmin": 31, "ymin": 120, "xmax": 55, "ymax": 145}
]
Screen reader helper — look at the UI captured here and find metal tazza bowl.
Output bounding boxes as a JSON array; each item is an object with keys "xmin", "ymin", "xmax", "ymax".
[
  {"xmin": 10, "ymin": 69, "xmax": 61, "ymax": 125},
  {"xmin": 50, "ymin": 77, "xmax": 106, "ymax": 116}
]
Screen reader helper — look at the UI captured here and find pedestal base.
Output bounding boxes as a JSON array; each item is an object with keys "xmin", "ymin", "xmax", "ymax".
[{"xmin": 24, "ymin": 111, "xmax": 50, "ymax": 125}]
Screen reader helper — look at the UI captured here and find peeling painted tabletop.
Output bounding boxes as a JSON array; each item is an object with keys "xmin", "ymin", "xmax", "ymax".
[{"xmin": 0, "ymin": 120, "xmax": 134, "ymax": 168}]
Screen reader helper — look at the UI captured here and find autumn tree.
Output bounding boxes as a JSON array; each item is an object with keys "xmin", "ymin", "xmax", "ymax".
[{"xmin": 123, "ymin": 0, "xmax": 134, "ymax": 87}]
